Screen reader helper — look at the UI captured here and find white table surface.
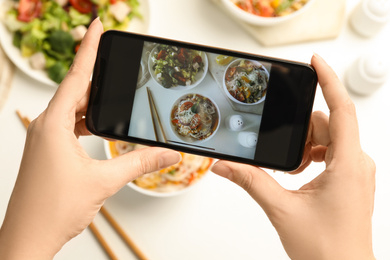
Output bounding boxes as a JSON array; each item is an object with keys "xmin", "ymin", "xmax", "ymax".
[{"xmin": 1, "ymin": 0, "xmax": 390, "ymax": 259}]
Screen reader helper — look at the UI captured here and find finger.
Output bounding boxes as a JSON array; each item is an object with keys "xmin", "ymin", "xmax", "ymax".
[
  {"xmin": 308, "ymin": 111, "xmax": 330, "ymax": 147},
  {"xmin": 311, "ymin": 54, "xmax": 360, "ymax": 152},
  {"xmin": 99, "ymin": 147, "xmax": 181, "ymax": 191},
  {"xmin": 288, "ymin": 143, "xmax": 312, "ymax": 174},
  {"xmin": 74, "ymin": 119, "xmax": 91, "ymax": 138},
  {"xmin": 51, "ymin": 18, "xmax": 103, "ymax": 112},
  {"xmin": 211, "ymin": 161, "xmax": 285, "ymax": 214},
  {"xmin": 288, "ymin": 145, "xmax": 327, "ymax": 174},
  {"xmin": 311, "ymin": 54, "xmax": 348, "ymax": 110}
]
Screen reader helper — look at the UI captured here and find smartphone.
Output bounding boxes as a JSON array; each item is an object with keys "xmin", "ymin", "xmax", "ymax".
[{"xmin": 86, "ymin": 30, "xmax": 317, "ymax": 171}]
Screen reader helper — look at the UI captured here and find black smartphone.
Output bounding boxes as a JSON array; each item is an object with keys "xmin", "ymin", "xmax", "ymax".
[{"xmin": 86, "ymin": 30, "xmax": 317, "ymax": 171}]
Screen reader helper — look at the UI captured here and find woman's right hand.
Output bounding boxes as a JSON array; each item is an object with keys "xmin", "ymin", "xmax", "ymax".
[{"xmin": 212, "ymin": 54, "xmax": 376, "ymax": 260}]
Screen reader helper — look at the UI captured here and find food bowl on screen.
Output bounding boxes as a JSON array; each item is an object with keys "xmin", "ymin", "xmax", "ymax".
[
  {"xmin": 169, "ymin": 93, "xmax": 221, "ymax": 144},
  {"xmin": 148, "ymin": 44, "xmax": 208, "ymax": 91},
  {"xmin": 223, "ymin": 59, "xmax": 269, "ymax": 106}
]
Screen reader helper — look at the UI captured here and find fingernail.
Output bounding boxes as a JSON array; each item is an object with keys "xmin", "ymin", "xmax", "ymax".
[
  {"xmin": 159, "ymin": 151, "xmax": 181, "ymax": 169},
  {"xmin": 313, "ymin": 52, "xmax": 325, "ymax": 62},
  {"xmin": 211, "ymin": 162, "xmax": 231, "ymax": 178}
]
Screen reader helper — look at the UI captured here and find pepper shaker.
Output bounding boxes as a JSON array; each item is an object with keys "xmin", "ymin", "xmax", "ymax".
[
  {"xmin": 350, "ymin": 0, "xmax": 390, "ymax": 37},
  {"xmin": 346, "ymin": 52, "xmax": 390, "ymax": 95}
]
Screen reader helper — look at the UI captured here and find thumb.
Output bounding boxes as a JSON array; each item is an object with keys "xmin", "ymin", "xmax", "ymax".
[
  {"xmin": 100, "ymin": 147, "xmax": 181, "ymax": 192},
  {"xmin": 211, "ymin": 161, "xmax": 286, "ymax": 214}
]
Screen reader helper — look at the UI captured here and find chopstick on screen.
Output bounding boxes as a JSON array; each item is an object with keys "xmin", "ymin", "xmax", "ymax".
[
  {"xmin": 146, "ymin": 87, "xmax": 167, "ymax": 143},
  {"xmin": 16, "ymin": 111, "xmax": 147, "ymax": 260},
  {"xmin": 167, "ymin": 140, "xmax": 216, "ymax": 151},
  {"xmin": 146, "ymin": 87, "xmax": 160, "ymax": 142}
]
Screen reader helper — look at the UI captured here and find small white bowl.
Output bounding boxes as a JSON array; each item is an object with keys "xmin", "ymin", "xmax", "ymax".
[
  {"xmin": 221, "ymin": 0, "xmax": 315, "ymax": 26},
  {"xmin": 223, "ymin": 59, "xmax": 269, "ymax": 106},
  {"xmin": 169, "ymin": 93, "xmax": 221, "ymax": 144},
  {"xmin": 103, "ymin": 140, "xmax": 211, "ymax": 197},
  {"xmin": 148, "ymin": 45, "xmax": 208, "ymax": 91}
]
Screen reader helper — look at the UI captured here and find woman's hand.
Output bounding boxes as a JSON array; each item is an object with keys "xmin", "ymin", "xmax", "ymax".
[
  {"xmin": 0, "ymin": 18, "xmax": 181, "ymax": 260},
  {"xmin": 212, "ymin": 54, "xmax": 376, "ymax": 260}
]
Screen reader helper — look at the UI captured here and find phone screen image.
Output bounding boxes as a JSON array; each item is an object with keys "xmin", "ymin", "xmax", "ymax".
[
  {"xmin": 128, "ymin": 41, "xmax": 272, "ymax": 160},
  {"xmin": 87, "ymin": 31, "xmax": 317, "ymax": 171}
]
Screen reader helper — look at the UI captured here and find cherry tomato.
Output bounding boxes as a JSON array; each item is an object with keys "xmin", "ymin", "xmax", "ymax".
[
  {"xmin": 70, "ymin": 0, "xmax": 93, "ymax": 14},
  {"xmin": 173, "ymin": 72, "xmax": 186, "ymax": 85},
  {"xmin": 74, "ymin": 44, "xmax": 81, "ymax": 53},
  {"xmin": 17, "ymin": 0, "xmax": 42, "ymax": 22},
  {"xmin": 177, "ymin": 53, "xmax": 186, "ymax": 64},
  {"xmin": 229, "ymin": 90, "xmax": 236, "ymax": 98},
  {"xmin": 190, "ymin": 114, "xmax": 201, "ymax": 130},
  {"xmin": 157, "ymin": 50, "xmax": 167, "ymax": 60},
  {"xmin": 193, "ymin": 55, "xmax": 202, "ymax": 64},
  {"xmin": 180, "ymin": 101, "xmax": 193, "ymax": 111},
  {"xmin": 236, "ymin": 92, "xmax": 246, "ymax": 102},
  {"xmin": 225, "ymin": 67, "xmax": 236, "ymax": 81}
]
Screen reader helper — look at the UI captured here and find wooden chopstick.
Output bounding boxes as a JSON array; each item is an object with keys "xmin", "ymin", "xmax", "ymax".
[
  {"xmin": 100, "ymin": 206, "xmax": 148, "ymax": 260},
  {"xmin": 89, "ymin": 222, "xmax": 119, "ymax": 260},
  {"xmin": 16, "ymin": 110, "xmax": 31, "ymax": 129},
  {"xmin": 146, "ymin": 87, "xmax": 167, "ymax": 143},
  {"xmin": 146, "ymin": 87, "xmax": 160, "ymax": 142},
  {"xmin": 16, "ymin": 111, "xmax": 147, "ymax": 260}
]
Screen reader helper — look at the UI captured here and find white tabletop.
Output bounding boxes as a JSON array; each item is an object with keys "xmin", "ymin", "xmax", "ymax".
[{"xmin": 1, "ymin": 0, "xmax": 390, "ymax": 259}]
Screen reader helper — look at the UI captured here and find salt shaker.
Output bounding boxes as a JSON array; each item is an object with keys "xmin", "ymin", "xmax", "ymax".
[
  {"xmin": 225, "ymin": 115, "xmax": 244, "ymax": 131},
  {"xmin": 238, "ymin": 132, "xmax": 258, "ymax": 148},
  {"xmin": 350, "ymin": 0, "xmax": 390, "ymax": 37},
  {"xmin": 346, "ymin": 52, "xmax": 390, "ymax": 95}
]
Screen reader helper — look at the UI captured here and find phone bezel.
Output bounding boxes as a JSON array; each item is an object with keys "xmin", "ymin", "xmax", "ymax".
[{"xmin": 86, "ymin": 30, "xmax": 317, "ymax": 171}]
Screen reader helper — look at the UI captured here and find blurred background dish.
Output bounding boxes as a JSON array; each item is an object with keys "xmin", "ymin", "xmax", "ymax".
[
  {"xmin": 223, "ymin": 59, "xmax": 269, "ymax": 105},
  {"xmin": 170, "ymin": 93, "xmax": 220, "ymax": 144},
  {"xmin": 104, "ymin": 140, "xmax": 213, "ymax": 197},
  {"xmin": 0, "ymin": 0, "xmax": 149, "ymax": 87},
  {"xmin": 220, "ymin": 0, "xmax": 315, "ymax": 26},
  {"xmin": 148, "ymin": 44, "xmax": 208, "ymax": 90}
]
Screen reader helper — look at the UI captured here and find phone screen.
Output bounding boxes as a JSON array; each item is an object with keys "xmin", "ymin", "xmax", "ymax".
[{"xmin": 87, "ymin": 31, "xmax": 317, "ymax": 171}]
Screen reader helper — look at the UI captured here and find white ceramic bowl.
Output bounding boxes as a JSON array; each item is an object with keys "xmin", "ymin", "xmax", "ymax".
[
  {"xmin": 223, "ymin": 59, "xmax": 269, "ymax": 106},
  {"xmin": 103, "ymin": 140, "xmax": 211, "ymax": 197},
  {"xmin": 169, "ymin": 93, "xmax": 221, "ymax": 144},
  {"xmin": 148, "ymin": 45, "xmax": 208, "ymax": 91},
  {"xmin": 221, "ymin": 0, "xmax": 315, "ymax": 26}
]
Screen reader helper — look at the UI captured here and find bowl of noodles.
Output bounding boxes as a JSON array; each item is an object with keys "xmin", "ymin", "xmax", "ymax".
[
  {"xmin": 221, "ymin": 0, "xmax": 315, "ymax": 26},
  {"xmin": 104, "ymin": 140, "xmax": 213, "ymax": 197},
  {"xmin": 170, "ymin": 93, "xmax": 220, "ymax": 144}
]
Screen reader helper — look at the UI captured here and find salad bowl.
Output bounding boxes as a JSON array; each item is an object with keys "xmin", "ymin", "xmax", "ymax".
[
  {"xmin": 148, "ymin": 44, "xmax": 208, "ymax": 91},
  {"xmin": 0, "ymin": 0, "xmax": 149, "ymax": 87}
]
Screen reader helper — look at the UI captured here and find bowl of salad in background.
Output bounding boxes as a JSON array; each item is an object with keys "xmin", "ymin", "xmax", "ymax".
[
  {"xmin": 221, "ymin": 0, "xmax": 315, "ymax": 26},
  {"xmin": 148, "ymin": 44, "xmax": 208, "ymax": 90},
  {"xmin": 104, "ymin": 140, "xmax": 213, "ymax": 197},
  {"xmin": 0, "ymin": 0, "xmax": 145, "ymax": 87},
  {"xmin": 170, "ymin": 93, "xmax": 220, "ymax": 144},
  {"xmin": 223, "ymin": 59, "xmax": 269, "ymax": 105}
]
